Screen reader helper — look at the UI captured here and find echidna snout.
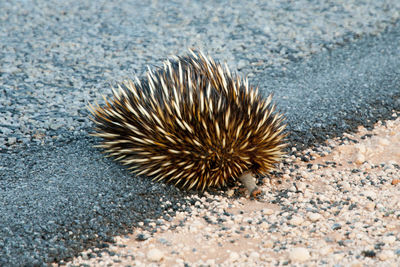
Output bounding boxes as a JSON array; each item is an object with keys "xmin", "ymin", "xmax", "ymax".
[{"xmin": 89, "ymin": 50, "xmax": 287, "ymax": 194}]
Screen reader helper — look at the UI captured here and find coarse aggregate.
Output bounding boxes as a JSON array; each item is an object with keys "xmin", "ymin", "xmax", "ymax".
[
  {"xmin": 67, "ymin": 116, "xmax": 400, "ymax": 266},
  {"xmin": 1, "ymin": 0, "xmax": 400, "ymax": 265}
]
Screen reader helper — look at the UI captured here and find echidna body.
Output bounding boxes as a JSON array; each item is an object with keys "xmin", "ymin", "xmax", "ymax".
[{"xmin": 89, "ymin": 50, "xmax": 286, "ymax": 194}]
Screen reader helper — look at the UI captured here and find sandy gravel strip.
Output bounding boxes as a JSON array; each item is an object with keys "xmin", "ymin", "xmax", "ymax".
[{"xmin": 65, "ymin": 115, "xmax": 399, "ymax": 266}]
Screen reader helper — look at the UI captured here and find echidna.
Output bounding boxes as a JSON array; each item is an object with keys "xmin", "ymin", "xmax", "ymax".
[{"xmin": 89, "ymin": 50, "xmax": 286, "ymax": 196}]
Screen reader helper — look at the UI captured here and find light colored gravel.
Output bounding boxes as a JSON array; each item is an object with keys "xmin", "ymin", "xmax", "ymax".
[
  {"xmin": 289, "ymin": 247, "xmax": 310, "ymax": 263},
  {"xmin": 65, "ymin": 114, "xmax": 400, "ymax": 266}
]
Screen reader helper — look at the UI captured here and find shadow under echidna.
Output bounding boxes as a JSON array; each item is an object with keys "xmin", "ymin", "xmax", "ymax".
[{"xmin": 88, "ymin": 50, "xmax": 287, "ymax": 197}]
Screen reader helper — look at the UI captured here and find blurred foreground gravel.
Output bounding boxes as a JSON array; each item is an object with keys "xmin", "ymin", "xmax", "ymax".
[
  {"xmin": 0, "ymin": 0, "xmax": 400, "ymax": 265},
  {"xmin": 67, "ymin": 117, "xmax": 400, "ymax": 266}
]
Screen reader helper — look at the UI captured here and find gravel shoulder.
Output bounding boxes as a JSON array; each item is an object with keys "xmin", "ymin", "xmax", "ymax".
[{"xmin": 67, "ymin": 116, "xmax": 400, "ymax": 266}]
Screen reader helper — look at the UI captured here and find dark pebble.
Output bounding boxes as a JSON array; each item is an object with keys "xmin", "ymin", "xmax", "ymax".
[
  {"xmin": 136, "ymin": 233, "xmax": 149, "ymax": 241},
  {"xmin": 158, "ymin": 238, "xmax": 169, "ymax": 245},
  {"xmin": 374, "ymin": 242, "xmax": 385, "ymax": 250},
  {"xmin": 108, "ymin": 251, "xmax": 116, "ymax": 256},
  {"xmin": 325, "ymin": 237, "xmax": 334, "ymax": 243},
  {"xmin": 348, "ymin": 204, "xmax": 357, "ymax": 210},
  {"xmin": 362, "ymin": 250, "xmax": 376, "ymax": 257}
]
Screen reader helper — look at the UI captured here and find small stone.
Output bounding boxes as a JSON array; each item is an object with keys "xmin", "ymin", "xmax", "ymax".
[
  {"xmin": 391, "ymin": 179, "xmax": 400, "ymax": 185},
  {"xmin": 296, "ymin": 182, "xmax": 306, "ymax": 191},
  {"xmin": 136, "ymin": 233, "xmax": 149, "ymax": 241},
  {"xmin": 289, "ymin": 247, "xmax": 310, "ymax": 262},
  {"xmin": 229, "ymin": 252, "xmax": 239, "ymax": 262},
  {"xmin": 290, "ymin": 216, "xmax": 304, "ymax": 226},
  {"xmin": 49, "ymin": 123, "xmax": 62, "ymax": 131},
  {"xmin": 249, "ymin": 251, "xmax": 260, "ymax": 259},
  {"xmin": 308, "ymin": 212, "xmax": 322, "ymax": 222},
  {"xmin": 147, "ymin": 248, "xmax": 164, "ymax": 262},
  {"xmin": 331, "ymin": 223, "xmax": 341, "ymax": 230},
  {"xmin": 226, "ymin": 189, "xmax": 235, "ymax": 197},
  {"xmin": 262, "ymin": 240, "xmax": 274, "ymax": 248},
  {"xmin": 237, "ymin": 60, "xmax": 248, "ymax": 69},
  {"xmin": 382, "ymin": 235, "xmax": 396, "ymax": 244},
  {"xmin": 158, "ymin": 238, "xmax": 169, "ymax": 245},
  {"xmin": 311, "ymin": 164, "xmax": 318, "ymax": 170},
  {"xmin": 354, "ymin": 153, "xmax": 365, "ymax": 164},
  {"xmin": 340, "ymin": 181, "xmax": 351, "ymax": 191},
  {"xmin": 319, "ymin": 246, "xmax": 331, "ymax": 256},
  {"xmin": 365, "ymin": 202, "xmax": 375, "ymax": 211},
  {"xmin": 361, "ymin": 162, "xmax": 372, "ymax": 170},
  {"xmin": 263, "ymin": 208, "xmax": 274, "ymax": 215},
  {"xmin": 362, "ymin": 250, "xmax": 376, "ymax": 258},
  {"xmin": 7, "ymin": 137, "xmax": 16, "ymax": 145},
  {"xmin": 301, "ymin": 171, "xmax": 310, "ymax": 179},
  {"xmin": 378, "ymin": 250, "xmax": 394, "ymax": 261}
]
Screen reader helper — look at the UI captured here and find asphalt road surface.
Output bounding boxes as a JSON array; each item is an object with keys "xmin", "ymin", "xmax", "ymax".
[{"xmin": 1, "ymin": 1, "xmax": 399, "ymax": 266}]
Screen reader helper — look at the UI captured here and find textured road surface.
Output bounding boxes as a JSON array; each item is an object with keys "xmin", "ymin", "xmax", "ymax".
[
  {"xmin": 1, "ymin": 1, "xmax": 400, "ymax": 266},
  {"xmin": 258, "ymin": 25, "xmax": 400, "ymax": 150}
]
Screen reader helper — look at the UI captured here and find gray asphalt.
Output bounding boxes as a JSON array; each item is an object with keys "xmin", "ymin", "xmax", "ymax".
[
  {"xmin": 1, "ymin": 0, "xmax": 399, "ymax": 149},
  {"xmin": 259, "ymin": 24, "xmax": 400, "ymax": 150},
  {"xmin": 0, "ymin": 137, "xmax": 192, "ymax": 265},
  {"xmin": 1, "ymin": 1, "xmax": 400, "ymax": 266}
]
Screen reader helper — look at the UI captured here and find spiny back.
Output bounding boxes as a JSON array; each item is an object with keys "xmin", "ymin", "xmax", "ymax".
[{"xmin": 89, "ymin": 50, "xmax": 286, "ymax": 191}]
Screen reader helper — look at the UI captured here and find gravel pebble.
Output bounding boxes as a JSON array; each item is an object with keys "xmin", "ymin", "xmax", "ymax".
[
  {"xmin": 229, "ymin": 252, "xmax": 239, "ymax": 262},
  {"xmin": 289, "ymin": 247, "xmax": 311, "ymax": 262},
  {"xmin": 146, "ymin": 248, "xmax": 164, "ymax": 262},
  {"xmin": 378, "ymin": 250, "xmax": 395, "ymax": 261},
  {"xmin": 290, "ymin": 216, "xmax": 304, "ymax": 226},
  {"xmin": 308, "ymin": 212, "xmax": 322, "ymax": 222},
  {"xmin": 382, "ymin": 235, "xmax": 396, "ymax": 244},
  {"xmin": 249, "ymin": 251, "xmax": 260, "ymax": 259},
  {"xmin": 263, "ymin": 208, "xmax": 274, "ymax": 215}
]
